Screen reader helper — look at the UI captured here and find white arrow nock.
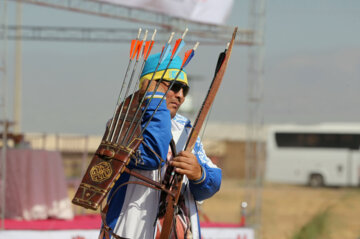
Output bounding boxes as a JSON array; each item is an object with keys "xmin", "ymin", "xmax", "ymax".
[
  {"xmin": 181, "ymin": 28, "xmax": 189, "ymax": 39},
  {"xmin": 151, "ymin": 29, "xmax": 157, "ymax": 41},
  {"xmin": 193, "ymin": 42, "xmax": 200, "ymax": 51}
]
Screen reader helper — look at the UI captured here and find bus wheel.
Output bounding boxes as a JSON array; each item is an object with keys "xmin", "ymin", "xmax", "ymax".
[{"xmin": 309, "ymin": 174, "xmax": 324, "ymax": 187}]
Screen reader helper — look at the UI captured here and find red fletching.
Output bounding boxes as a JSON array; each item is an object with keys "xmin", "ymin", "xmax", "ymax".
[
  {"xmin": 135, "ymin": 40, "xmax": 143, "ymax": 60},
  {"xmin": 171, "ymin": 39, "xmax": 182, "ymax": 58},
  {"xmin": 130, "ymin": 39, "xmax": 137, "ymax": 59}
]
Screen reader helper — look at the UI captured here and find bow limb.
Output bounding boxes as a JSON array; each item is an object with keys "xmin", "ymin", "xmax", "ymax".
[{"xmin": 185, "ymin": 27, "xmax": 237, "ymax": 151}]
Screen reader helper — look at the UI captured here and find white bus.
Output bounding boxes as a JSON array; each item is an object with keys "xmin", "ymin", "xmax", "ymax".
[{"xmin": 265, "ymin": 124, "xmax": 360, "ymax": 187}]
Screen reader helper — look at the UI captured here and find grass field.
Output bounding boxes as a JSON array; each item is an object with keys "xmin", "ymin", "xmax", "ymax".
[{"xmin": 200, "ymin": 180, "xmax": 360, "ymax": 239}]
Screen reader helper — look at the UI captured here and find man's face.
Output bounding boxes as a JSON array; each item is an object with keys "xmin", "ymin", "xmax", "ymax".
[{"xmin": 160, "ymin": 80, "xmax": 189, "ymax": 118}]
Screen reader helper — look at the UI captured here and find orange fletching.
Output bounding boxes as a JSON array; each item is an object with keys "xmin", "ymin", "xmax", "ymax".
[
  {"xmin": 130, "ymin": 39, "xmax": 137, "ymax": 59},
  {"xmin": 143, "ymin": 41, "xmax": 151, "ymax": 59},
  {"xmin": 136, "ymin": 40, "xmax": 144, "ymax": 60},
  {"xmin": 145, "ymin": 41, "xmax": 154, "ymax": 60}
]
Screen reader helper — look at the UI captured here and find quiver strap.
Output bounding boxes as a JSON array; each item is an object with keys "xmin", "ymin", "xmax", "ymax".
[
  {"xmin": 157, "ymin": 139, "xmax": 177, "ymax": 217},
  {"xmin": 99, "ymin": 205, "xmax": 129, "ymax": 239}
]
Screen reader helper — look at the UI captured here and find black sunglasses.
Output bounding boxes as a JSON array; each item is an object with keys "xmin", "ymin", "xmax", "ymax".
[
  {"xmin": 170, "ymin": 81, "xmax": 189, "ymax": 97},
  {"xmin": 160, "ymin": 80, "xmax": 189, "ymax": 97}
]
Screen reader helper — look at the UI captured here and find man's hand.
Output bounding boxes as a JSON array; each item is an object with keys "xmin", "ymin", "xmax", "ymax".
[{"xmin": 170, "ymin": 151, "xmax": 202, "ymax": 181}]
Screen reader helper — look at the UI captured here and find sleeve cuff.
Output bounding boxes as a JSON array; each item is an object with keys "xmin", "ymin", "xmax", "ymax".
[
  {"xmin": 191, "ymin": 166, "xmax": 206, "ymax": 185},
  {"xmin": 144, "ymin": 92, "xmax": 165, "ymax": 101}
]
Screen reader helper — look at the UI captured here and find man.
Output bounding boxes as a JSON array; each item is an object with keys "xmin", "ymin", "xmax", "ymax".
[{"xmin": 104, "ymin": 53, "xmax": 222, "ymax": 239}]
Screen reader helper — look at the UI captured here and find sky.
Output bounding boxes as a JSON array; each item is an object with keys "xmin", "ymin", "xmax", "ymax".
[{"xmin": 2, "ymin": 0, "xmax": 360, "ymax": 135}]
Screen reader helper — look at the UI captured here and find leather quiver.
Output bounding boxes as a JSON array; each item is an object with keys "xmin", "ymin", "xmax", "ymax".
[
  {"xmin": 72, "ymin": 93, "xmax": 143, "ymax": 210},
  {"xmin": 72, "ymin": 138, "xmax": 142, "ymax": 210}
]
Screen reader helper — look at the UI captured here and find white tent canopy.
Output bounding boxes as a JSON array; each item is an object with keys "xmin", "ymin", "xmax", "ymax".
[{"xmin": 101, "ymin": 0, "xmax": 234, "ymax": 25}]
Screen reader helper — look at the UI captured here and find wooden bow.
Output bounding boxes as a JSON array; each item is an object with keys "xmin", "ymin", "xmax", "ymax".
[{"xmin": 159, "ymin": 27, "xmax": 238, "ymax": 239}]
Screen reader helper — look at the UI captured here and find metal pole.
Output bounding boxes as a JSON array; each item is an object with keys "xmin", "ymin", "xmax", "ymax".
[
  {"xmin": 14, "ymin": 1, "xmax": 22, "ymax": 133},
  {"xmin": 245, "ymin": 0, "xmax": 266, "ymax": 238},
  {"xmin": 0, "ymin": 0, "xmax": 8, "ymax": 230}
]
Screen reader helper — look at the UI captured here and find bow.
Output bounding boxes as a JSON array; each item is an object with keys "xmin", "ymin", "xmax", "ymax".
[{"xmin": 159, "ymin": 27, "xmax": 238, "ymax": 239}]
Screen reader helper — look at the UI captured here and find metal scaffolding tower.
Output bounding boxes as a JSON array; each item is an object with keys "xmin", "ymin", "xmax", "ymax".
[
  {"xmin": 14, "ymin": 2, "xmax": 22, "ymax": 134},
  {"xmin": 0, "ymin": 0, "xmax": 8, "ymax": 230},
  {"xmin": 4, "ymin": 25, "xmax": 254, "ymax": 45},
  {"xmin": 245, "ymin": 0, "xmax": 267, "ymax": 238},
  {"xmin": 7, "ymin": 0, "xmax": 254, "ymax": 45}
]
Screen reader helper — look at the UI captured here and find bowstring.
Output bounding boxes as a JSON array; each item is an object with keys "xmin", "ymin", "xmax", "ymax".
[{"xmin": 199, "ymin": 103, "xmax": 214, "ymax": 142}]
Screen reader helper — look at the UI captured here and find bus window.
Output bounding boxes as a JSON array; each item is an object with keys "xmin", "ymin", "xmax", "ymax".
[{"xmin": 275, "ymin": 133, "xmax": 360, "ymax": 149}]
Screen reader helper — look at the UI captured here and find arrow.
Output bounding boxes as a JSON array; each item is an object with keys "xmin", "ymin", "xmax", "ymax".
[
  {"xmin": 159, "ymin": 32, "xmax": 174, "ymax": 64},
  {"xmin": 130, "ymin": 28, "xmax": 142, "ymax": 59},
  {"xmin": 113, "ymin": 29, "xmax": 149, "ymax": 143},
  {"xmin": 171, "ymin": 28, "xmax": 188, "ymax": 59},
  {"xmin": 120, "ymin": 29, "xmax": 159, "ymax": 144},
  {"xmin": 143, "ymin": 29, "xmax": 156, "ymax": 60},
  {"xmin": 181, "ymin": 42, "xmax": 199, "ymax": 68},
  {"xmin": 106, "ymin": 28, "xmax": 141, "ymax": 142}
]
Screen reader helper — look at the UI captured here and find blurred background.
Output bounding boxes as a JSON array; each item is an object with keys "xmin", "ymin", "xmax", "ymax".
[{"xmin": 0, "ymin": 0, "xmax": 359, "ymax": 239}]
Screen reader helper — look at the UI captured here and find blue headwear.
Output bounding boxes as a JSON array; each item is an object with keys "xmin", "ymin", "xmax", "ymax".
[{"xmin": 139, "ymin": 53, "xmax": 188, "ymax": 87}]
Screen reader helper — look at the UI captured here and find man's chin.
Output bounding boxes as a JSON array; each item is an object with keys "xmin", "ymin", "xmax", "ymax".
[{"xmin": 169, "ymin": 108, "xmax": 178, "ymax": 118}]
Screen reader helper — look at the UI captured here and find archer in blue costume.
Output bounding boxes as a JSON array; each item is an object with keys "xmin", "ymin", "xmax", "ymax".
[{"xmin": 104, "ymin": 53, "xmax": 222, "ymax": 239}]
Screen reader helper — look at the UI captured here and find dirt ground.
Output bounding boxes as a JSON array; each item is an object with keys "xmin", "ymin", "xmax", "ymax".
[
  {"xmin": 200, "ymin": 179, "xmax": 360, "ymax": 239},
  {"xmin": 69, "ymin": 179, "xmax": 360, "ymax": 239}
]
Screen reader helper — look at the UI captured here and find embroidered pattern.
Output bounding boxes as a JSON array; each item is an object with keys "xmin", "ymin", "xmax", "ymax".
[{"xmin": 90, "ymin": 162, "xmax": 113, "ymax": 183}]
